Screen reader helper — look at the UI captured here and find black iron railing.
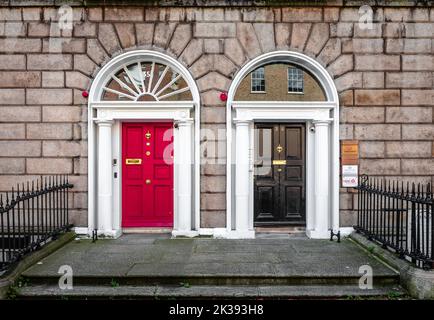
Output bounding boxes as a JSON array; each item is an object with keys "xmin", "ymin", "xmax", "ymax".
[
  {"xmin": 354, "ymin": 175, "xmax": 433, "ymax": 269},
  {"xmin": 0, "ymin": 176, "xmax": 73, "ymax": 273}
]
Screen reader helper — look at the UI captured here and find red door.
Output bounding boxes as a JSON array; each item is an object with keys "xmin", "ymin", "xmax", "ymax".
[{"xmin": 122, "ymin": 122, "xmax": 174, "ymax": 227}]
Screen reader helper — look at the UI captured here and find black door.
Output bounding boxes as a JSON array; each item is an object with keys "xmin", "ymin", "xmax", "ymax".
[{"xmin": 254, "ymin": 123, "xmax": 306, "ymax": 226}]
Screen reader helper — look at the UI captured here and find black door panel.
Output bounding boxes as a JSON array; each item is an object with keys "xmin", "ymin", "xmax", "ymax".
[{"xmin": 254, "ymin": 123, "xmax": 306, "ymax": 226}]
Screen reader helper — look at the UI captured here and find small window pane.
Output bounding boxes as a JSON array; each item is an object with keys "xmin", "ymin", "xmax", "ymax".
[
  {"xmin": 251, "ymin": 67, "xmax": 265, "ymax": 92},
  {"xmin": 288, "ymin": 67, "xmax": 304, "ymax": 93}
]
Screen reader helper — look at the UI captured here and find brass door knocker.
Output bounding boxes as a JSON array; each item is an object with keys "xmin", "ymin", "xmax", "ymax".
[{"xmin": 276, "ymin": 144, "xmax": 283, "ymax": 153}]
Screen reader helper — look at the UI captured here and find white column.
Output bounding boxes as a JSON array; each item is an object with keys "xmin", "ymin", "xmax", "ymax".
[
  {"xmin": 234, "ymin": 119, "xmax": 254, "ymax": 238},
  {"xmin": 311, "ymin": 120, "xmax": 331, "ymax": 239},
  {"xmin": 172, "ymin": 118, "xmax": 196, "ymax": 237},
  {"xmin": 96, "ymin": 119, "xmax": 114, "ymax": 236}
]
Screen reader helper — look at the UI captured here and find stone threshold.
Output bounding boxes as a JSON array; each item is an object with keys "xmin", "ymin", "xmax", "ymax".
[
  {"xmin": 255, "ymin": 226, "xmax": 306, "ymax": 234},
  {"xmin": 122, "ymin": 227, "xmax": 172, "ymax": 234}
]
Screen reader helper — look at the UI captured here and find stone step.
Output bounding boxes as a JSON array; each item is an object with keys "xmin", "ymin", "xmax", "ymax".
[
  {"xmin": 22, "ymin": 272, "xmax": 400, "ymax": 287},
  {"xmin": 16, "ymin": 283, "xmax": 406, "ymax": 299}
]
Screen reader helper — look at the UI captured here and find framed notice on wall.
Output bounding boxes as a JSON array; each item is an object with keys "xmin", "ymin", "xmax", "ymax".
[
  {"xmin": 342, "ymin": 165, "xmax": 358, "ymax": 187},
  {"xmin": 341, "ymin": 140, "xmax": 359, "ymax": 188}
]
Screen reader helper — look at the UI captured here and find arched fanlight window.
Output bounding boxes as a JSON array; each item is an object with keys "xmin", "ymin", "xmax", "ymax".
[
  {"xmin": 101, "ymin": 60, "xmax": 193, "ymax": 102},
  {"xmin": 234, "ymin": 62, "xmax": 326, "ymax": 102}
]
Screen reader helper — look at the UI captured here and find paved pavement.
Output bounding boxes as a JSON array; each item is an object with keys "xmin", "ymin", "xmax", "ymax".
[{"xmin": 23, "ymin": 233, "xmax": 396, "ymax": 279}]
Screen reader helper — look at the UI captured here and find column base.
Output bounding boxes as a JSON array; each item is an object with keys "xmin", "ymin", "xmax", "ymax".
[
  {"xmin": 73, "ymin": 227, "xmax": 121, "ymax": 239},
  {"xmin": 98, "ymin": 229, "xmax": 122, "ymax": 239},
  {"xmin": 306, "ymin": 229, "xmax": 330, "ymax": 239},
  {"xmin": 172, "ymin": 230, "xmax": 199, "ymax": 238}
]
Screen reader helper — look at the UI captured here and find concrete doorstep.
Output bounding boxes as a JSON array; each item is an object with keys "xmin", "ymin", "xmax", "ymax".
[
  {"xmin": 350, "ymin": 232, "xmax": 434, "ymax": 299},
  {"xmin": 11, "ymin": 234, "xmax": 407, "ymax": 299}
]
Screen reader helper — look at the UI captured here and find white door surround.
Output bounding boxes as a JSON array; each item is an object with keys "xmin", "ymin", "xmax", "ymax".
[
  {"xmin": 226, "ymin": 51, "xmax": 340, "ymax": 239},
  {"xmin": 86, "ymin": 50, "xmax": 201, "ymax": 238}
]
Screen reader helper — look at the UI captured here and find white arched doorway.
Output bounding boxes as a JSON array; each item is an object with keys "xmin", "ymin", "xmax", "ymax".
[
  {"xmin": 87, "ymin": 50, "xmax": 200, "ymax": 238},
  {"xmin": 226, "ymin": 51, "xmax": 340, "ymax": 239}
]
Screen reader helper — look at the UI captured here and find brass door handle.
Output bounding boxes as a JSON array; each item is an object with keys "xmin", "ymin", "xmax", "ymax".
[{"xmin": 145, "ymin": 179, "xmax": 151, "ymax": 184}]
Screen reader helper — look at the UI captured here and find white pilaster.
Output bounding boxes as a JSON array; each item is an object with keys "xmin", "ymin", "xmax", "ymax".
[
  {"xmin": 172, "ymin": 118, "xmax": 197, "ymax": 237},
  {"xmin": 96, "ymin": 119, "xmax": 115, "ymax": 236},
  {"xmin": 309, "ymin": 120, "xmax": 331, "ymax": 239},
  {"xmin": 234, "ymin": 119, "xmax": 255, "ymax": 238}
]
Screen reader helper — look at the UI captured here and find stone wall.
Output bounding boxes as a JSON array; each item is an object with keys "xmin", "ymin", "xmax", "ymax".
[{"xmin": 0, "ymin": 5, "xmax": 433, "ymax": 228}]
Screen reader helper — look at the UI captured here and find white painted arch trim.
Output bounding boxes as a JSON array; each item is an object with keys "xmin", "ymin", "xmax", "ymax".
[
  {"xmin": 87, "ymin": 50, "xmax": 201, "ymax": 237},
  {"xmin": 226, "ymin": 51, "xmax": 340, "ymax": 239}
]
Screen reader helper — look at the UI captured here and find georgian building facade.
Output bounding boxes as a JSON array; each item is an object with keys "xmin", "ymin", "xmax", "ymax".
[{"xmin": 0, "ymin": 1, "xmax": 433, "ymax": 239}]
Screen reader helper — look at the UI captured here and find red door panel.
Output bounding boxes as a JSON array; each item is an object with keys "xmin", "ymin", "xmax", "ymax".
[{"xmin": 122, "ymin": 122, "xmax": 174, "ymax": 227}]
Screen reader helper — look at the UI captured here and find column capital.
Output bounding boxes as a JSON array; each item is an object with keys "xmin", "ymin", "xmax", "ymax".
[
  {"xmin": 95, "ymin": 119, "xmax": 114, "ymax": 126},
  {"xmin": 312, "ymin": 119, "xmax": 332, "ymax": 126},
  {"xmin": 174, "ymin": 118, "xmax": 194, "ymax": 126},
  {"xmin": 233, "ymin": 118, "xmax": 252, "ymax": 126}
]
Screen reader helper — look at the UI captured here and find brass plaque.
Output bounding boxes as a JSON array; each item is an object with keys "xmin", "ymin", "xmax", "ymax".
[
  {"xmin": 125, "ymin": 158, "xmax": 142, "ymax": 165},
  {"xmin": 342, "ymin": 145, "xmax": 358, "ymax": 156},
  {"xmin": 341, "ymin": 140, "xmax": 359, "ymax": 165},
  {"xmin": 272, "ymin": 160, "xmax": 287, "ymax": 165}
]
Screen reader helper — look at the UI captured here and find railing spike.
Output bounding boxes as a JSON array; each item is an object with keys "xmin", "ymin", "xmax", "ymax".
[
  {"xmin": 22, "ymin": 183, "xmax": 25, "ymax": 196},
  {"xmin": 0, "ymin": 194, "xmax": 3, "ymax": 208}
]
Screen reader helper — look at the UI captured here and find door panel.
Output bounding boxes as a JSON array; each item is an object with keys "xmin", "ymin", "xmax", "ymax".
[
  {"xmin": 254, "ymin": 123, "xmax": 306, "ymax": 226},
  {"xmin": 254, "ymin": 124, "xmax": 280, "ymax": 223},
  {"xmin": 122, "ymin": 122, "xmax": 174, "ymax": 227}
]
